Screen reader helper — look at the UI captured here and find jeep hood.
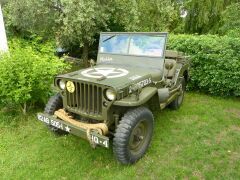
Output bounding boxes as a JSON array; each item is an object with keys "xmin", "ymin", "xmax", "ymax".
[{"xmin": 57, "ymin": 64, "xmax": 162, "ymax": 90}]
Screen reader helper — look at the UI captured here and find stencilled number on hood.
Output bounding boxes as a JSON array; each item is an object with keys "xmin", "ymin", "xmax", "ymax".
[
  {"xmin": 137, "ymin": 78, "xmax": 152, "ymax": 88},
  {"xmin": 129, "ymin": 78, "xmax": 152, "ymax": 93}
]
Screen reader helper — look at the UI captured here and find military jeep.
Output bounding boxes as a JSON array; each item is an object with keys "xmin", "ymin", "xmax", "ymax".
[{"xmin": 37, "ymin": 32, "xmax": 189, "ymax": 164}]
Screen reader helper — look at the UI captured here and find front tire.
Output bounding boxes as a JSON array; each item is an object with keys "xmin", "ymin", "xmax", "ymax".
[
  {"xmin": 44, "ymin": 93, "xmax": 67, "ymax": 135},
  {"xmin": 113, "ymin": 107, "xmax": 154, "ymax": 164}
]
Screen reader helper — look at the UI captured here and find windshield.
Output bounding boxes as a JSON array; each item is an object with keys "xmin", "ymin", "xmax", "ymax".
[{"xmin": 99, "ymin": 34, "xmax": 166, "ymax": 57}]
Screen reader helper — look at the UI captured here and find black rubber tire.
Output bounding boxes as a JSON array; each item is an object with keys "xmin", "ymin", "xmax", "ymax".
[
  {"xmin": 44, "ymin": 93, "xmax": 67, "ymax": 135},
  {"xmin": 169, "ymin": 78, "xmax": 186, "ymax": 110},
  {"xmin": 113, "ymin": 107, "xmax": 154, "ymax": 164}
]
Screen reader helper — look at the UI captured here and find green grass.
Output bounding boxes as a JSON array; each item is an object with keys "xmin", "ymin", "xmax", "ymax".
[{"xmin": 0, "ymin": 93, "xmax": 240, "ymax": 179}]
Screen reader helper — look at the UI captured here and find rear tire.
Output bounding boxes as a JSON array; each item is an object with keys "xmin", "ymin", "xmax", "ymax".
[
  {"xmin": 113, "ymin": 107, "xmax": 154, "ymax": 164},
  {"xmin": 169, "ymin": 78, "xmax": 186, "ymax": 110},
  {"xmin": 44, "ymin": 93, "xmax": 67, "ymax": 135}
]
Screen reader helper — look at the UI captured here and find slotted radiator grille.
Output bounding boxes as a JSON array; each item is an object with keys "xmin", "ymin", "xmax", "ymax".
[{"xmin": 66, "ymin": 81, "xmax": 103, "ymax": 115}]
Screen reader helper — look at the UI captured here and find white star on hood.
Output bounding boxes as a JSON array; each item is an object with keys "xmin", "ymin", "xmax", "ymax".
[
  {"xmin": 89, "ymin": 68, "xmax": 121, "ymax": 77},
  {"xmin": 81, "ymin": 67, "xmax": 129, "ymax": 78}
]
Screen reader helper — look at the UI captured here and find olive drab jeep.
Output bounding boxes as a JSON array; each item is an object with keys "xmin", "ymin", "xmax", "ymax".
[{"xmin": 37, "ymin": 32, "xmax": 189, "ymax": 164}]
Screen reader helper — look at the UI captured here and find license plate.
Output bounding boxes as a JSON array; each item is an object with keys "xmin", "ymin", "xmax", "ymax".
[
  {"xmin": 37, "ymin": 113, "xmax": 109, "ymax": 148},
  {"xmin": 37, "ymin": 114, "xmax": 71, "ymax": 132},
  {"xmin": 90, "ymin": 134, "xmax": 109, "ymax": 148}
]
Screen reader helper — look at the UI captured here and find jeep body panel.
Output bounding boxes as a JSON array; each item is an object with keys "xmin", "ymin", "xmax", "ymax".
[
  {"xmin": 55, "ymin": 64, "xmax": 159, "ymax": 123},
  {"xmin": 113, "ymin": 87, "xmax": 158, "ymax": 106},
  {"xmin": 56, "ymin": 64, "xmax": 160, "ymax": 89}
]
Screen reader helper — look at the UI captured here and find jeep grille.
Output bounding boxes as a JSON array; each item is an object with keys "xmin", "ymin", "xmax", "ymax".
[{"xmin": 66, "ymin": 81, "xmax": 103, "ymax": 115}]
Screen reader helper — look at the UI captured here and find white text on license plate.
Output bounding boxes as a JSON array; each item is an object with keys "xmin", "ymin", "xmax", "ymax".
[{"xmin": 91, "ymin": 135, "xmax": 108, "ymax": 148}]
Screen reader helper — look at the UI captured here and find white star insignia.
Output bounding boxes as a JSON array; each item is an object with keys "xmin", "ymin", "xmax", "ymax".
[
  {"xmin": 89, "ymin": 68, "xmax": 120, "ymax": 77},
  {"xmin": 81, "ymin": 67, "xmax": 129, "ymax": 79},
  {"xmin": 65, "ymin": 126, "xmax": 71, "ymax": 132}
]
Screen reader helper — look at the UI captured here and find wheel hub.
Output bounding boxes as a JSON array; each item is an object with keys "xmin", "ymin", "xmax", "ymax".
[{"xmin": 129, "ymin": 121, "xmax": 147, "ymax": 153}]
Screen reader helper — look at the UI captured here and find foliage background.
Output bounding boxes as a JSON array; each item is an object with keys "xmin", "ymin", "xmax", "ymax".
[
  {"xmin": 3, "ymin": 0, "xmax": 240, "ymax": 59},
  {"xmin": 0, "ymin": 0, "xmax": 240, "ymax": 113},
  {"xmin": 169, "ymin": 34, "xmax": 240, "ymax": 96},
  {"xmin": 0, "ymin": 38, "xmax": 69, "ymax": 113}
]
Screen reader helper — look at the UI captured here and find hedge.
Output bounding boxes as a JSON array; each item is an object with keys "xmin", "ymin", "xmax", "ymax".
[{"xmin": 168, "ymin": 34, "xmax": 240, "ymax": 97}]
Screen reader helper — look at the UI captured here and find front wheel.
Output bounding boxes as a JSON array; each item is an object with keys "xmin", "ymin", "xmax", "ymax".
[
  {"xmin": 44, "ymin": 93, "xmax": 68, "ymax": 135},
  {"xmin": 113, "ymin": 107, "xmax": 154, "ymax": 164}
]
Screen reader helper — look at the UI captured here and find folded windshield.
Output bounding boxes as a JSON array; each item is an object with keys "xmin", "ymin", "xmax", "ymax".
[{"xmin": 100, "ymin": 34, "xmax": 166, "ymax": 57}]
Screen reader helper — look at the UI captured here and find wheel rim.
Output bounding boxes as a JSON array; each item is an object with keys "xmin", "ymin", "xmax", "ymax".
[{"xmin": 128, "ymin": 120, "xmax": 148, "ymax": 154}]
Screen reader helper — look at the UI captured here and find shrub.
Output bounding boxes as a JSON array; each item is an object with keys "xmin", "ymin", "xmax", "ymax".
[
  {"xmin": 0, "ymin": 38, "xmax": 69, "ymax": 113},
  {"xmin": 168, "ymin": 34, "xmax": 240, "ymax": 96}
]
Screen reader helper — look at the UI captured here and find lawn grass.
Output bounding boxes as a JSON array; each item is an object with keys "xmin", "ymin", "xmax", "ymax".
[{"xmin": 0, "ymin": 92, "xmax": 240, "ymax": 179}]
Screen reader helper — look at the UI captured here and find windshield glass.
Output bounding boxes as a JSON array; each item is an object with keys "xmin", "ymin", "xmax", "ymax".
[{"xmin": 100, "ymin": 34, "xmax": 166, "ymax": 57}]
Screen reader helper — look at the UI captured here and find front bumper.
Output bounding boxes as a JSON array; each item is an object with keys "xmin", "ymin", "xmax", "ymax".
[{"xmin": 37, "ymin": 113, "xmax": 109, "ymax": 148}]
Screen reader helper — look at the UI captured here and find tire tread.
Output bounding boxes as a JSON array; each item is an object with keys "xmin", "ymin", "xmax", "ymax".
[{"xmin": 113, "ymin": 107, "xmax": 154, "ymax": 164}]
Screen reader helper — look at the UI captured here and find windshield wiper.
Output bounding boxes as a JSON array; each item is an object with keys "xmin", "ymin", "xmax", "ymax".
[{"xmin": 103, "ymin": 35, "xmax": 116, "ymax": 43}]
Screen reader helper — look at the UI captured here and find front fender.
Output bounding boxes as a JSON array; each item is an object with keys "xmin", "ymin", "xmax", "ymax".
[{"xmin": 113, "ymin": 87, "xmax": 157, "ymax": 107}]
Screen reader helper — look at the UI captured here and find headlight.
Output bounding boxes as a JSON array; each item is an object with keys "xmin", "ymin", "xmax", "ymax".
[
  {"xmin": 105, "ymin": 89, "xmax": 116, "ymax": 101},
  {"xmin": 59, "ymin": 80, "xmax": 66, "ymax": 90}
]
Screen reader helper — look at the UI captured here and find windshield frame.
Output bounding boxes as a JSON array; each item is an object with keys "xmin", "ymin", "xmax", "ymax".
[{"xmin": 98, "ymin": 32, "xmax": 168, "ymax": 58}]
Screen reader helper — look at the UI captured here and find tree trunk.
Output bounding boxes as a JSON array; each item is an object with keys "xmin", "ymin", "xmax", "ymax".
[
  {"xmin": 81, "ymin": 41, "xmax": 89, "ymax": 67},
  {"xmin": 21, "ymin": 102, "xmax": 27, "ymax": 115}
]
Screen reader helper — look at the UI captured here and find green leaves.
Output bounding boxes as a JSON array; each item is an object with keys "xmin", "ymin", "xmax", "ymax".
[
  {"xmin": 113, "ymin": 0, "xmax": 181, "ymax": 32},
  {"xmin": 183, "ymin": 0, "xmax": 240, "ymax": 34},
  {"xmin": 3, "ymin": 0, "xmax": 59, "ymax": 38},
  {"xmin": 0, "ymin": 38, "xmax": 69, "ymax": 113},
  {"xmin": 168, "ymin": 34, "xmax": 240, "ymax": 97},
  {"xmin": 220, "ymin": 2, "xmax": 240, "ymax": 37},
  {"xmin": 58, "ymin": 0, "xmax": 110, "ymax": 48},
  {"xmin": 3, "ymin": 0, "xmax": 182, "ymax": 48}
]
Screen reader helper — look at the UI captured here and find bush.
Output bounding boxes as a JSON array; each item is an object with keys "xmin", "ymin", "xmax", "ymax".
[
  {"xmin": 168, "ymin": 34, "xmax": 240, "ymax": 96},
  {"xmin": 0, "ymin": 38, "xmax": 69, "ymax": 113}
]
